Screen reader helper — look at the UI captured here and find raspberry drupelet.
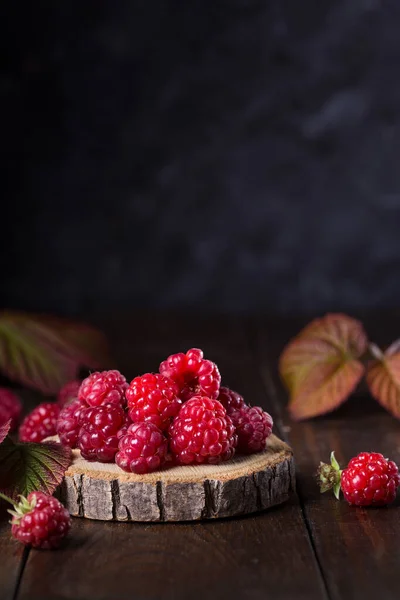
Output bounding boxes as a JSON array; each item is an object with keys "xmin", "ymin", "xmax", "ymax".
[
  {"xmin": 126, "ymin": 373, "xmax": 181, "ymax": 431},
  {"xmin": 79, "ymin": 370, "xmax": 128, "ymax": 408},
  {"xmin": 169, "ymin": 396, "xmax": 237, "ymax": 465},
  {"xmin": 0, "ymin": 388, "xmax": 22, "ymax": 431},
  {"xmin": 57, "ymin": 380, "xmax": 81, "ymax": 408},
  {"xmin": 116, "ymin": 422, "xmax": 168, "ymax": 474},
  {"xmin": 77, "ymin": 403, "xmax": 128, "ymax": 462},
  {"xmin": 5, "ymin": 492, "xmax": 71, "ymax": 550},
  {"xmin": 159, "ymin": 348, "xmax": 221, "ymax": 401},
  {"xmin": 217, "ymin": 386, "xmax": 246, "ymax": 414},
  {"xmin": 19, "ymin": 403, "xmax": 60, "ymax": 443},
  {"xmin": 229, "ymin": 405, "xmax": 273, "ymax": 454},
  {"xmin": 56, "ymin": 398, "xmax": 88, "ymax": 448}
]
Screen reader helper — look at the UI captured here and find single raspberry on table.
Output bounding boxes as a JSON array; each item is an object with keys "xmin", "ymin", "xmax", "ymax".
[
  {"xmin": 229, "ymin": 405, "xmax": 273, "ymax": 454},
  {"xmin": 317, "ymin": 451, "xmax": 400, "ymax": 506},
  {"xmin": 342, "ymin": 452, "xmax": 400, "ymax": 506},
  {"xmin": 79, "ymin": 370, "xmax": 128, "ymax": 408},
  {"xmin": 77, "ymin": 403, "xmax": 127, "ymax": 462},
  {"xmin": 217, "ymin": 386, "xmax": 246, "ymax": 414},
  {"xmin": 1, "ymin": 491, "xmax": 71, "ymax": 550},
  {"xmin": 116, "ymin": 422, "xmax": 168, "ymax": 474},
  {"xmin": 169, "ymin": 396, "xmax": 237, "ymax": 465},
  {"xmin": 126, "ymin": 373, "xmax": 181, "ymax": 431},
  {"xmin": 159, "ymin": 348, "xmax": 221, "ymax": 401},
  {"xmin": 19, "ymin": 403, "xmax": 60, "ymax": 443},
  {"xmin": 57, "ymin": 398, "xmax": 88, "ymax": 448},
  {"xmin": 57, "ymin": 380, "xmax": 81, "ymax": 408},
  {"xmin": 0, "ymin": 388, "xmax": 22, "ymax": 431}
]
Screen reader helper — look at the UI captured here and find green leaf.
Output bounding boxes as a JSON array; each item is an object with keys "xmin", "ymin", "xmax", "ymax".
[
  {"xmin": 333, "ymin": 482, "xmax": 341, "ymax": 500},
  {"xmin": 0, "ymin": 311, "xmax": 111, "ymax": 394},
  {"xmin": 330, "ymin": 451, "xmax": 340, "ymax": 471},
  {"xmin": 0, "ymin": 420, "xmax": 11, "ymax": 445},
  {"xmin": 0, "ymin": 438, "xmax": 71, "ymax": 500}
]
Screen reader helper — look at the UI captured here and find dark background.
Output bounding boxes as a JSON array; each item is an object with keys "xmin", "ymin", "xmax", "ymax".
[{"xmin": 2, "ymin": 1, "xmax": 400, "ymax": 316}]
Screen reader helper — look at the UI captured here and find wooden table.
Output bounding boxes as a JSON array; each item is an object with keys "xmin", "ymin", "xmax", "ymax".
[{"xmin": 2, "ymin": 313, "xmax": 400, "ymax": 600}]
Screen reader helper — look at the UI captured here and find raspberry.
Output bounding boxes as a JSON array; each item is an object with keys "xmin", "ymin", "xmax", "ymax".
[
  {"xmin": 19, "ymin": 403, "xmax": 60, "ymax": 443},
  {"xmin": 7, "ymin": 492, "xmax": 71, "ymax": 550},
  {"xmin": 116, "ymin": 422, "xmax": 168, "ymax": 474},
  {"xmin": 317, "ymin": 451, "xmax": 400, "ymax": 506},
  {"xmin": 126, "ymin": 373, "xmax": 181, "ymax": 431},
  {"xmin": 229, "ymin": 405, "xmax": 273, "ymax": 454},
  {"xmin": 169, "ymin": 396, "xmax": 237, "ymax": 465},
  {"xmin": 159, "ymin": 348, "xmax": 221, "ymax": 401},
  {"xmin": 57, "ymin": 380, "xmax": 81, "ymax": 408},
  {"xmin": 0, "ymin": 388, "xmax": 22, "ymax": 431},
  {"xmin": 217, "ymin": 387, "xmax": 246, "ymax": 413},
  {"xmin": 79, "ymin": 370, "xmax": 128, "ymax": 408},
  {"xmin": 341, "ymin": 452, "xmax": 400, "ymax": 506},
  {"xmin": 77, "ymin": 403, "xmax": 127, "ymax": 462},
  {"xmin": 57, "ymin": 398, "xmax": 88, "ymax": 448}
]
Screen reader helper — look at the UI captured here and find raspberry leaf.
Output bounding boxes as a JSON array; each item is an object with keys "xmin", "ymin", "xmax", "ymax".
[
  {"xmin": 0, "ymin": 420, "xmax": 11, "ymax": 445},
  {"xmin": 0, "ymin": 311, "xmax": 111, "ymax": 394},
  {"xmin": 366, "ymin": 342, "xmax": 400, "ymax": 418},
  {"xmin": 32, "ymin": 314, "xmax": 111, "ymax": 371},
  {"xmin": 0, "ymin": 438, "xmax": 71, "ymax": 500},
  {"xmin": 279, "ymin": 314, "xmax": 368, "ymax": 420}
]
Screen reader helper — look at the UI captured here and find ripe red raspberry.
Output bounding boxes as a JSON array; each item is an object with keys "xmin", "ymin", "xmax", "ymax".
[
  {"xmin": 126, "ymin": 373, "xmax": 181, "ymax": 431},
  {"xmin": 56, "ymin": 398, "xmax": 88, "ymax": 448},
  {"xmin": 169, "ymin": 396, "xmax": 237, "ymax": 465},
  {"xmin": 77, "ymin": 403, "xmax": 127, "ymax": 462},
  {"xmin": 79, "ymin": 370, "xmax": 128, "ymax": 408},
  {"xmin": 0, "ymin": 388, "xmax": 22, "ymax": 431},
  {"xmin": 7, "ymin": 492, "xmax": 71, "ymax": 550},
  {"xmin": 341, "ymin": 452, "xmax": 400, "ymax": 506},
  {"xmin": 317, "ymin": 451, "xmax": 400, "ymax": 506},
  {"xmin": 57, "ymin": 380, "xmax": 81, "ymax": 408},
  {"xmin": 19, "ymin": 403, "xmax": 60, "ymax": 443},
  {"xmin": 160, "ymin": 348, "xmax": 221, "ymax": 401},
  {"xmin": 116, "ymin": 422, "xmax": 168, "ymax": 474},
  {"xmin": 229, "ymin": 405, "xmax": 273, "ymax": 454},
  {"xmin": 217, "ymin": 386, "xmax": 246, "ymax": 413}
]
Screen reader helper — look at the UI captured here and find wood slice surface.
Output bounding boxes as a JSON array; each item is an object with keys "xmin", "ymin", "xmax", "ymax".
[{"xmin": 59, "ymin": 434, "xmax": 295, "ymax": 522}]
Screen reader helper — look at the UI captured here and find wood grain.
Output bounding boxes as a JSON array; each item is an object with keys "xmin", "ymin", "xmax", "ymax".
[
  {"xmin": 254, "ymin": 314, "xmax": 400, "ymax": 600},
  {"xmin": 0, "ymin": 507, "xmax": 27, "ymax": 600},
  {"xmin": 17, "ymin": 500, "xmax": 325, "ymax": 600},
  {"xmin": 60, "ymin": 434, "xmax": 294, "ymax": 522},
  {"xmin": 17, "ymin": 314, "xmax": 327, "ymax": 600}
]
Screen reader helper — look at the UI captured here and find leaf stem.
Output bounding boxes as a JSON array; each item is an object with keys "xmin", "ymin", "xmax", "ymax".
[
  {"xmin": 368, "ymin": 343, "xmax": 384, "ymax": 361},
  {"xmin": 0, "ymin": 492, "xmax": 15, "ymax": 507},
  {"xmin": 385, "ymin": 338, "xmax": 400, "ymax": 357}
]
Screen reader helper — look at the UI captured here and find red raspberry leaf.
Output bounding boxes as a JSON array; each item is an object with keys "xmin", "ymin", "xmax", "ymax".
[
  {"xmin": 0, "ymin": 420, "xmax": 11, "ymax": 446},
  {"xmin": 279, "ymin": 314, "xmax": 368, "ymax": 420},
  {"xmin": 366, "ymin": 345, "xmax": 400, "ymax": 418},
  {"xmin": 31, "ymin": 314, "xmax": 111, "ymax": 371},
  {"xmin": 0, "ymin": 437, "xmax": 71, "ymax": 501},
  {"xmin": 0, "ymin": 311, "xmax": 111, "ymax": 395}
]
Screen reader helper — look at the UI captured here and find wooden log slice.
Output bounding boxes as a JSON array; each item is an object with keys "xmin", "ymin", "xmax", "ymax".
[{"xmin": 59, "ymin": 434, "xmax": 295, "ymax": 522}]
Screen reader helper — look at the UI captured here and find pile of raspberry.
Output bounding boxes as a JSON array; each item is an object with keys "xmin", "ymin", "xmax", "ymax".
[{"xmin": 33, "ymin": 348, "xmax": 274, "ymax": 475}]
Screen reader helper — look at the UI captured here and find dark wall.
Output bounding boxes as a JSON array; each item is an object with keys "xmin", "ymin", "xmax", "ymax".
[{"xmin": 2, "ymin": 1, "xmax": 400, "ymax": 315}]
